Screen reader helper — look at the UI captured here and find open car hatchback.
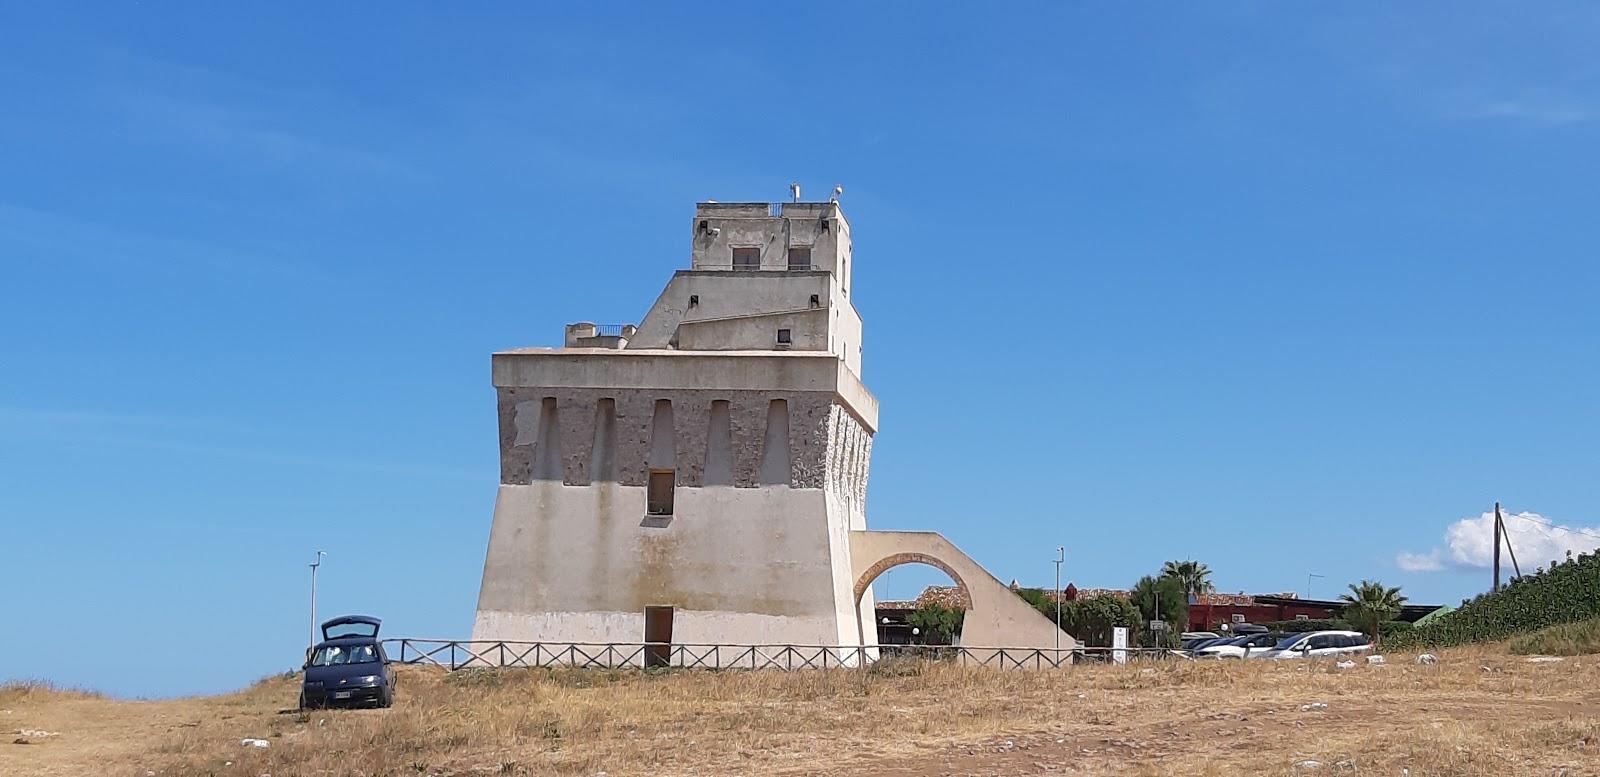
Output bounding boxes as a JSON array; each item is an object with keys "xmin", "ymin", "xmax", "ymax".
[{"xmin": 301, "ymin": 615, "xmax": 396, "ymax": 709}]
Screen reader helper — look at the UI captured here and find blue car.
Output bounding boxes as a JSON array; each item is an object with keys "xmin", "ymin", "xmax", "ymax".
[{"xmin": 301, "ymin": 615, "xmax": 396, "ymax": 709}]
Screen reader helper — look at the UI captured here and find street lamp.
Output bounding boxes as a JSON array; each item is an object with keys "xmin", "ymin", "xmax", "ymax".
[
  {"xmin": 1306, "ymin": 573, "xmax": 1324, "ymax": 601},
  {"xmin": 1053, "ymin": 547, "xmax": 1065, "ymax": 653},
  {"xmin": 309, "ymin": 550, "xmax": 327, "ymax": 651}
]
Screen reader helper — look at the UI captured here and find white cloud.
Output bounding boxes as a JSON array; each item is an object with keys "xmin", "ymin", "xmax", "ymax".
[
  {"xmin": 1400, "ymin": 510, "xmax": 1600, "ymax": 573},
  {"xmin": 1395, "ymin": 550, "xmax": 1443, "ymax": 572}
]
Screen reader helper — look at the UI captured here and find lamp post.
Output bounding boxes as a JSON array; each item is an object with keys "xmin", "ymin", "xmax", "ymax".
[
  {"xmin": 1306, "ymin": 572, "xmax": 1324, "ymax": 601},
  {"xmin": 1053, "ymin": 547, "xmax": 1065, "ymax": 653},
  {"xmin": 309, "ymin": 550, "xmax": 326, "ymax": 651}
]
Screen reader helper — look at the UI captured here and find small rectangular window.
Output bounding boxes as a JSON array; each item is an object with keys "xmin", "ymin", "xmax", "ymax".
[
  {"xmin": 647, "ymin": 469, "xmax": 675, "ymax": 515},
  {"xmin": 732, "ymin": 247, "xmax": 760, "ymax": 270},
  {"xmin": 787, "ymin": 246, "xmax": 812, "ymax": 270},
  {"xmin": 776, "ymin": 328, "xmax": 792, "ymax": 345}
]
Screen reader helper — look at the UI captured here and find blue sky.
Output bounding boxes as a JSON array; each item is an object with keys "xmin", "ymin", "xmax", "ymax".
[{"xmin": 4, "ymin": 4, "xmax": 1599, "ymax": 698}]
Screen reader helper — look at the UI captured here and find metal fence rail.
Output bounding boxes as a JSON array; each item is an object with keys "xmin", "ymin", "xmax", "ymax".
[{"xmin": 385, "ymin": 639, "xmax": 1183, "ymax": 671}]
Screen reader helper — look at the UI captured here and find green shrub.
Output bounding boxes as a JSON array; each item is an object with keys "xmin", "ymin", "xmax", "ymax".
[
  {"xmin": 906, "ymin": 603, "xmax": 964, "ymax": 644},
  {"xmin": 1065, "ymin": 594, "xmax": 1142, "ymax": 647},
  {"xmin": 1130, "ymin": 575, "xmax": 1187, "ymax": 646},
  {"xmin": 1388, "ymin": 551, "xmax": 1600, "ymax": 650},
  {"xmin": 1507, "ymin": 618, "xmax": 1600, "ymax": 656}
]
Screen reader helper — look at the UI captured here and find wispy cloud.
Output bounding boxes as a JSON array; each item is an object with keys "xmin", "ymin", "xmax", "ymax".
[
  {"xmin": 1395, "ymin": 549, "xmax": 1444, "ymax": 572},
  {"xmin": 107, "ymin": 88, "xmax": 416, "ymax": 177},
  {"xmin": 1399, "ymin": 509, "xmax": 1600, "ymax": 573},
  {"xmin": 0, "ymin": 203, "xmax": 322, "ymax": 282},
  {"xmin": 0, "ymin": 404, "xmax": 478, "ymax": 482},
  {"xmin": 1461, "ymin": 96, "xmax": 1596, "ymax": 126},
  {"xmin": 77, "ymin": 52, "xmax": 420, "ymax": 181}
]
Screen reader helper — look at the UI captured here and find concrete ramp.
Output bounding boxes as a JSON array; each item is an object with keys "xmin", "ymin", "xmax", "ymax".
[{"xmin": 849, "ymin": 530, "xmax": 1075, "ymax": 653}]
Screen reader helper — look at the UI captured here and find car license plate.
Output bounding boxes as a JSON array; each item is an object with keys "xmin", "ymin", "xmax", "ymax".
[{"xmin": 333, "ymin": 691, "xmax": 352, "ymax": 699}]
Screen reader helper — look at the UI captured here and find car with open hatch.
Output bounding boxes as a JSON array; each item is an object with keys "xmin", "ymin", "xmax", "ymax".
[{"xmin": 301, "ymin": 615, "xmax": 396, "ymax": 709}]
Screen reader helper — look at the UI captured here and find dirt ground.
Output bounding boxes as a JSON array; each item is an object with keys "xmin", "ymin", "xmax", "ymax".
[{"xmin": 3, "ymin": 645, "xmax": 1596, "ymax": 777}]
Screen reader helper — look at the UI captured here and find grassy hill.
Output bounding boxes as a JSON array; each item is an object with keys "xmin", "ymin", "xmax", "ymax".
[
  {"xmin": 4, "ymin": 647, "xmax": 1600, "ymax": 776},
  {"xmin": 1390, "ymin": 550, "xmax": 1600, "ymax": 650}
]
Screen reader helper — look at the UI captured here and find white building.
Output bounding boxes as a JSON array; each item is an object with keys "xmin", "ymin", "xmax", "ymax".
[{"xmin": 471, "ymin": 200, "xmax": 1067, "ymax": 663}]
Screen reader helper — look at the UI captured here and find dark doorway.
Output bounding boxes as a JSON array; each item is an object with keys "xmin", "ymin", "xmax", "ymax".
[{"xmin": 644, "ymin": 606, "xmax": 674, "ymax": 668}]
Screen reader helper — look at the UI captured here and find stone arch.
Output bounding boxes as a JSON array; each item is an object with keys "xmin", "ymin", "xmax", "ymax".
[{"xmin": 852, "ymin": 552, "xmax": 974, "ymax": 610}]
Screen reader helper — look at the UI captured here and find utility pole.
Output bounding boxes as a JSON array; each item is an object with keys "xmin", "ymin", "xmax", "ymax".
[
  {"xmin": 309, "ymin": 550, "xmax": 326, "ymax": 651},
  {"xmin": 1053, "ymin": 547, "xmax": 1064, "ymax": 654},
  {"xmin": 1493, "ymin": 502, "xmax": 1502, "ymax": 593}
]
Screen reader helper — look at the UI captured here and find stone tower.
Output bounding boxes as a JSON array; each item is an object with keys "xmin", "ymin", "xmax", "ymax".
[{"xmin": 472, "ymin": 199, "xmax": 1068, "ymax": 661}]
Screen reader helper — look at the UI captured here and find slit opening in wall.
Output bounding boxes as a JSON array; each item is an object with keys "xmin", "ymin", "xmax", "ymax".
[
  {"xmin": 590, "ymin": 398, "xmax": 617, "ymax": 482},
  {"xmin": 703, "ymin": 400, "xmax": 733, "ymax": 486},
  {"xmin": 759, "ymin": 399, "xmax": 791, "ymax": 485},
  {"xmin": 533, "ymin": 397, "xmax": 563, "ymax": 481}
]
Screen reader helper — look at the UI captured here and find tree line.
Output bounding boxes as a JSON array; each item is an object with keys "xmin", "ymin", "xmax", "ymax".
[{"xmin": 900, "ymin": 559, "xmax": 1408, "ymax": 647}]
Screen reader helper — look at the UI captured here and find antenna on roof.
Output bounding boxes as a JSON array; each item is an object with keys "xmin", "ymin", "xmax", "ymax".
[
  {"xmin": 830, "ymin": 185, "xmax": 843, "ymax": 202},
  {"xmin": 790, "ymin": 182, "xmax": 801, "ymax": 203}
]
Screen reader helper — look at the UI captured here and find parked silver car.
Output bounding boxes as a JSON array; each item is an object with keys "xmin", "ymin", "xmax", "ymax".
[{"xmin": 1261, "ymin": 630, "xmax": 1372, "ymax": 660}]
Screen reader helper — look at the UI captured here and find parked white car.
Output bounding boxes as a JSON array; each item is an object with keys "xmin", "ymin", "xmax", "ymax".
[
  {"xmin": 1263, "ymin": 630, "xmax": 1373, "ymax": 660},
  {"xmin": 1193, "ymin": 632, "xmax": 1283, "ymax": 659}
]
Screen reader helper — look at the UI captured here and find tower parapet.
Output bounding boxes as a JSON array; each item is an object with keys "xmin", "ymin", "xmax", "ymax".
[{"xmin": 624, "ymin": 201, "xmax": 863, "ymax": 375}]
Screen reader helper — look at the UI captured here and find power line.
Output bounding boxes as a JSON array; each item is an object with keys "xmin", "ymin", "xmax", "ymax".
[{"xmin": 1502, "ymin": 512, "xmax": 1600, "ymax": 543}]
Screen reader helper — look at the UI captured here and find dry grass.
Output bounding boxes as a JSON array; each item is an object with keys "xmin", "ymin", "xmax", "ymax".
[
  {"xmin": 0, "ymin": 680, "xmax": 106, "ymax": 703},
  {"xmin": 3, "ymin": 646, "xmax": 1597, "ymax": 776},
  {"xmin": 1508, "ymin": 617, "xmax": 1600, "ymax": 657}
]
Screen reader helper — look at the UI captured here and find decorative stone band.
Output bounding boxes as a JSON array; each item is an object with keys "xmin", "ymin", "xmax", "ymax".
[{"xmin": 498, "ymin": 388, "xmax": 871, "ymax": 491}]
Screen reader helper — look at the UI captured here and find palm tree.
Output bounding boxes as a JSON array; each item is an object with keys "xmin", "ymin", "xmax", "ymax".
[
  {"xmin": 1161, "ymin": 560, "xmax": 1215, "ymax": 600},
  {"xmin": 1340, "ymin": 580, "xmax": 1407, "ymax": 643}
]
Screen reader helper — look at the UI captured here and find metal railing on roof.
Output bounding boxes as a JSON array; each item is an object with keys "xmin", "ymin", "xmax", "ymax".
[{"xmin": 692, "ymin": 263, "xmax": 818, "ymax": 271}]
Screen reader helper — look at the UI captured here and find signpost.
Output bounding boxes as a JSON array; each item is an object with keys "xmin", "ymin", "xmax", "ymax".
[{"xmin": 1112, "ymin": 626, "xmax": 1129, "ymax": 665}]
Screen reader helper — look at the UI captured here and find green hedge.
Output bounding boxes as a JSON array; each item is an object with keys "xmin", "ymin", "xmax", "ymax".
[
  {"xmin": 1388, "ymin": 550, "xmax": 1600, "ymax": 650},
  {"xmin": 1014, "ymin": 588, "xmax": 1142, "ymax": 647}
]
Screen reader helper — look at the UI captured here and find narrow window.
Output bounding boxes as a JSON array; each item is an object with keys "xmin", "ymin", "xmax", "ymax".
[
  {"xmin": 776, "ymin": 328, "xmax": 792, "ymax": 346},
  {"xmin": 647, "ymin": 469, "xmax": 675, "ymax": 515},
  {"xmin": 787, "ymin": 246, "xmax": 812, "ymax": 270},
  {"xmin": 732, "ymin": 246, "xmax": 760, "ymax": 270}
]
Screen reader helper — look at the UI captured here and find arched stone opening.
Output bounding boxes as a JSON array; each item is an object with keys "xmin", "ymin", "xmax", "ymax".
[
  {"xmin": 853, "ymin": 552, "xmax": 974, "ymax": 608},
  {"xmin": 853, "ymin": 552, "xmax": 976, "ymax": 647}
]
